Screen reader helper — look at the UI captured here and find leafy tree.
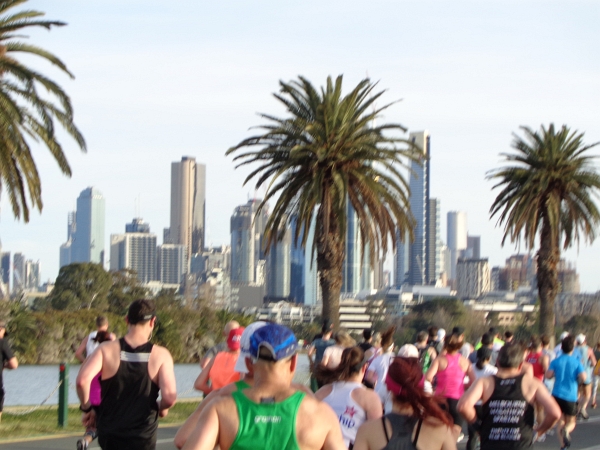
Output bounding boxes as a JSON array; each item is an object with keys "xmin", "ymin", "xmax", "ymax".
[
  {"xmin": 563, "ymin": 314, "xmax": 600, "ymax": 344},
  {"xmin": 0, "ymin": 0, "xmax": 85, "ymax": 221},
  {"xmin": 227, "ymin": 75, "xmax": 418, "ymax": 326},
  {"xmin": 107, "ymin": 269, "xmax": 149, "ymax": 315},
  {"xmin": 488, "ymin": 124, "xmax": 600, "ymax": 338},
  {"xmin": 50, "ymin": 263, "xmax": 111, "ymax": 311}
]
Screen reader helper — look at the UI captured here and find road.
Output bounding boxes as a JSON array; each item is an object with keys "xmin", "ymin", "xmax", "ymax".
[{"xmin": 0, "ymin": 409, "xmax": 599, "ymax": 449}]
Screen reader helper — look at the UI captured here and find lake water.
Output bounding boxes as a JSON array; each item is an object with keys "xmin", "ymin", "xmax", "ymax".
[{"xmin": 3, "ymin": 355, "xmax": 310, "ymax": 407}]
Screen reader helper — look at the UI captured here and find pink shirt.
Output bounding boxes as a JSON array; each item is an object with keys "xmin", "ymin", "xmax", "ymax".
[
  {"xmin": 435, "ymin": 353, "xmax": 465, "ymax": 400},
  {"xmin": 89, "ymin": 372, "xmax": 102, "ymax": 406}
]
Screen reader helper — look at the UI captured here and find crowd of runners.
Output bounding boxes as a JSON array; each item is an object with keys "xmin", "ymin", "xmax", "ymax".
[{"xmin": 71, "ymin": 299, "xmax": 600, "ymax": 450}]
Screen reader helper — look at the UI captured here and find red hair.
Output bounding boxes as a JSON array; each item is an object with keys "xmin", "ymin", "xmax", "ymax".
[{"xmin": 387, "ymin": 357, "xmax": 453, "ymax": 426}]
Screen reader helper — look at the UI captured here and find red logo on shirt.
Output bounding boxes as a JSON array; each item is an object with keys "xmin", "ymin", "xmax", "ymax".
[{"xmin": 344, "ymin": 406, "xmax": 357, "ymax": 418}]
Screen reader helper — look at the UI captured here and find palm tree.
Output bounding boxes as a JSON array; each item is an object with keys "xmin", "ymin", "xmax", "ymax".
[
  {"xmin": 0, "ymin": 0, "xmax": 85, "ymax": 221},
  {"xmin": 488, "ymin": 124, "xmax": 600, "ymax": 338},
  {"xmin": 227, "ymin": 75, "xmax": 419, "ymax": 326}
]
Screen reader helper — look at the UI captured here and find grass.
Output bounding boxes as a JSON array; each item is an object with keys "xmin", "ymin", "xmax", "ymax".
[{"xmin": 0, "ymin": 401, "xmax": 200, "ymax": 441}]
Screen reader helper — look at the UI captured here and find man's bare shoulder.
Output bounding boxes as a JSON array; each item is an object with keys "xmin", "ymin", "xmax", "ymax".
[{"xmin": 151, "ymin": 343, "xmax": 174, "ymax": 360}]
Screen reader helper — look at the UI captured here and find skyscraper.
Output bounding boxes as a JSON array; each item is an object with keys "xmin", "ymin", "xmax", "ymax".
[
  {"xmin": 71, "ymin": 187, "xmax": 106, "ymax": 265},
  {"xmin": 59, "ymin": 211, "xmax": 76, "ymax": 268},
  {"xmin": 24, "ymin": 260, "xmax": 40, "ymax": 291},
  {"xmin": 266, "ymin": 227, "xmax": 291, "ymax": 299},
  {"xmin": 447, "ymin": 211, "xmax": 467, "ymax": 281},
  {"xmin": 169, "ymin": 157, "xmax": 206, "ymax": 261},
  {"xmin": 342, "ymin": 202, "xmax": 374, "ymax": 295},
  {"xmin": 230, "ymin": 199, "xmax": 268, "ymax": 284},
  {"xmin": 110, "ymin": 218, "xmax": 157, "ymax": 283},
  {"xmin": 1, "ymin": 252, "xmax": 10, "ymax": 291},
  {"xmin": 12, "ymin": 252, "xmax": 25, "ymax": 294},
  {"xmin": 289, "ymin": 216, "xmax": 318, "ymax": 305},
  {"xmin": 426, "ymin": 198, "xmax": 441, "ymax": 284},
  {"xmin": 466, "ymin": 235, "xmax": 481, "ymax": 259},
  {"xmin": 157, "ymin": 244, "xmax": 188, "ymax": 285}
]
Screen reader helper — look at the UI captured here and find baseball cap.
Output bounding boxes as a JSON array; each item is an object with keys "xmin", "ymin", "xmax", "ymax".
[
  {"xmin": 249, "ymin": 323, "xmax": 298, "ymax": 361},
  {"xmin": 234, "ymin": 321, "xmax": 267, "ymax": 373},
  {"xmin": 227, "ymin": 327, "xmax": 245, "ymax": 351},
  {"xmin": 437, "ymin": 328, "xmax": 446, "ymax": 340},
  {"xmin": 559, "ymin": 331, "xmax": 569, "ymax": 341},
  {"xmin": 576, "ymin": 334, "xmax": 586, "ymax": 345},
  {"xmin": 397, "ymin": 344, "xmax": 419, "ymax": 358}
]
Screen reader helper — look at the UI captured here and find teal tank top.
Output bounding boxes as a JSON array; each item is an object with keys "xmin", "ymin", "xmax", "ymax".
[{"xmin": 230, "ymin": 390, "xmax": 305, "ymax": 450}]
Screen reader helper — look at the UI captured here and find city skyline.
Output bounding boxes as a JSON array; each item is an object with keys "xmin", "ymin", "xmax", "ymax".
[{"xmin": 0, "ymin": 2, "xmax": 599, "ymax": 290}]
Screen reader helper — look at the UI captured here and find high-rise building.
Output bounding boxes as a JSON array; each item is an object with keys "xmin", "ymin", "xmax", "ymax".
[
  {"xmin": 342, "ymin": 202, "xmax": 373, "ymax": 295},
  {"xmin": 426, "ymin": 198, "xmax": 441, "ymax": 284},
  {"xmin": 456, "ymin": 258, "xmax": 490, "ymax": 299},
  {"xmin": 1, "ymin": 252, "xmax": 10, "ymax": 291},
  {"xmin": 12, "ymin": 252, "xmax": 26, "ymax": 294},
  {"xmin": 289, "ymin": 216, "xmax": 318, "ymax": 305},
  {"xmin": 169, "ymin": 157, "xmax": 206, "ymax": 261},
  {"xmin": 230, "ymin": 199, "xmax": 268, "ymax": 284},
  {"xmin": 59, "ymin": 211, "xmax": 76, "ymax": 268},
  {"xmin": 110, "ymin": 218, "xmax": 157, "ymax": 283},
  {"xmin": 266, "ymin": 227, "xmax": 291, "ymax": 299},
  {"xmin": 467, "ymin": 235, "xmax": 481, "ymax": 260},
  {"xmin": 157, "ymin": 244, "xmax": 188, "ymax": 285},
  {"xmin": 24, "ymin": 260, "xmax": 40, "ymax": 291},
  {"xmin": 447, "ymin": 211, "xmax": 467, "ymax": 282},
  {"xmin": 71, "ymin": 187, "xmax": 106, "ymax": 265}
]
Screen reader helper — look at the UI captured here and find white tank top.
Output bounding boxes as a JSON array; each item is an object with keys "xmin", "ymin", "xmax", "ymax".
[
  {"xmin": 323, "ymin": 381, "xmax": 367, "ymax": 447},
  {"xmin": 86, "ymin": 331, "xmax": 99, "ymax": 356}
]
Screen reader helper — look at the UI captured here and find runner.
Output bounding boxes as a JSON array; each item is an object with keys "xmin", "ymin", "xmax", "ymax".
[
  {"xmin": 554, "ymin": 331, "xmax": 569, "ymax": 358},
  {"xmin": 0, "ymin": 320, "xmax": 18, "ymax": 423},
  {"xmin": 365, "ymin": 326, "xmax": 396, "ymax": 413},
  {"xmin": 76, "ymin": 299, "xmax": 177, "ymax": 450},
  {"xmin": 358, "ymin": 329, "xmax": 373, "ymax": 353},
  {"xmin": 181, "ymin": 323, "xmax": 346, "ymax": 450},
  {"xmin": 415, "ymin": 330, "xmax": 437, "ymax": 374},
  {"xmin": 458, "ymin": 343, "xmax": 560, "ymax": 450},
  {"xmin": 308, "ymin": 323, "xmax": 335, "ymax": 391},
  {"xmin": 200, "ymin": 320, "xmax": 240, "ymax": 369},
  {"xmin": 194, "ymin": 327, "xmax": 245, "ymax": 394},
  {"xmin": 322, "ymin": 330, "xmax": 356, "ymax": 369},
  {"xmin": 353, "ymin": 356, "xmax": 457, "ymax": 450},
  {"xmin": 75, "ymin": 315, "xmax": 115, "ymax": 363},
  {"xmin": 573, "ymin": 334, "xmax": 596, "ymax": 419},
  {"xmin": 426, "ymin": 331, "xmax": 475, "ymax": 440},
  {"xmin": 546, "ymin": 335, "xmax": 586, "ymax": 449},
  {"xmin": 524, "ymin": 336, "xmax": 546, "ymax": 438},
  {"xmin": 592, "ymin": 341, "xmax": 600, "ymax": 408},
  {"xmin": 316, "ymin": 346, "xmax": 383, "ymax": 448}
]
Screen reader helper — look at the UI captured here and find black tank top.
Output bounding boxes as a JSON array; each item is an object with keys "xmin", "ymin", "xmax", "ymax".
[
  {"xmin": 381, "ymin": 413, "xmax": 421, "ymax": 450},
  {"xmin": 480, "ymin": 374, "xmax": 534, "ymax": 449},
  {"xmin": 97, "ymin": 338, "xmax": 160, "ymax": 441}
]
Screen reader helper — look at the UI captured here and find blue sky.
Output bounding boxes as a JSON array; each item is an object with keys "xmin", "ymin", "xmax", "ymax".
[{"xmin": 1, "ymin": 1, "xmax": 600, "ymax": 290}]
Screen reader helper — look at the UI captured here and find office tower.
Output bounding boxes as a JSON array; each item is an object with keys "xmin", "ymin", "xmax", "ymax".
[
  {"xmin": 395, "ymin": 131, "xmax": 430, "ymax": 287},
  {"xmin": 266, "ymin": 227, "xmax": 291, "ymax": 299},
  {"xmin": 456, "ymin": 258, "xmax": 490, "ymax": 299},
  {"xmin": 157, "ymin": 244, "xmax": 188, "ymax": 285},
  {"xmin": 24, "ymin": 260, "xmax": 40, "ymax": 291},
  {"xmin": 169, "ymin": 157, "xmax": 206, "ymax": 261},
  {"xmin": 1, "ymin": 252, "xmax": 10, "ymax": 291},
  {"xmin": 110, "ymin": 219, "xmax": 157, "ymax": 283},
  {"xmin": 71, "ymin": 187, "xmax": 106, "ymax": 265},
  {"xmin": 426, "ymin": 198, "xmax": 441, "ymax": 284},
  {"xmin": 290, "ymin": 216, "xmax": 318, "ymax": 305},
  {"xmin": 342, "ymin": 202, "xmax": 373, "ymax": 294},
  {"xmin": 230, "ymin": 199, "xmax": 268, "ymax": 284},
  {"xmin": 12, "ymin": 252, "xmax": 26, "ymax": 294},
  {"xmin": 466, "ymin": 236, "xmax": 481, "ymax": 260},
  {"xmin": 59, "ymin": 211, "xmax": 76, "ymax": 268},
  {"xmin": 447, "ymin": 211, "xmax": 467, "ymax": 281}
]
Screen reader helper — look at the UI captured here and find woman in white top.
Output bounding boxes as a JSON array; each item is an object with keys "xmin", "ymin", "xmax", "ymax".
[
  {"xmin": 322, "ymin": 330, "xmax": 356, "ymax": 369},
  {"xmin": 316, "ymin": 346, "xmax": 383, "ymax": 449},
  {"xmin": 365, "ymin": 326, "xmax": 396, "ymax": 412}
]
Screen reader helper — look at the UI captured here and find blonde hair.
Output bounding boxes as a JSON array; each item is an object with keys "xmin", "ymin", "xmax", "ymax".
[{"xmin": 334, "ymin": 330, "xmax": 356, "ymax": 348}]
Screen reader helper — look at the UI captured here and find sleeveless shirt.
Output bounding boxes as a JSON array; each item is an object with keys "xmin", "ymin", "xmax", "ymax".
[
  {"xmin": 230, "ymin": 390, "xmax": 305, "ymax": 450},
  {"xmin": 97, "ymin": 338, "xmax": 160, "ymax": 443},
  {"xmin": 210, "ymin": 351, "xmax": 241, "ymax": 390},
  {"xmin": 381, "ymin": 413, "xmax": 420, "ymax": 450},
  {"xmin": 479, "ymin": 374, "xmax": 534, "ymax": 449},
  {"xmin": 86, "ymin": 331, "xmax": 99, "ymax": 356},
  {"xmin": 435, "ymin": 353, "xmax": 465, "ymax": 400},
  {"xmin": 576, "ymin": 345, "xmax": 593, "ymax": 385},
  {"xmin": 525, "ymin": 352, "xmax": 544, "ymax": 381},
  {"xmin": 323, "ymin": 381, "xmax": 367, "ymax": 447}
]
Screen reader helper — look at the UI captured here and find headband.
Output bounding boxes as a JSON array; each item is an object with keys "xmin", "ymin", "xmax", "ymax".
[{"xmin": 385, "ymin": 374, "xmax": 426, "ymax": 395}]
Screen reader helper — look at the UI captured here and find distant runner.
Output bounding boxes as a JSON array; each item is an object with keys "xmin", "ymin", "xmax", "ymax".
[
  {"xmin": 0, "ymin": 320, "xmax": 18, "ymax": 423},
  {"xmin": 200, "ymin": 320, "xmax": 240, "ymax": 369},
  {"xmin": 75, "ymin": 315, "xmax": 115, "ymax": 363}
]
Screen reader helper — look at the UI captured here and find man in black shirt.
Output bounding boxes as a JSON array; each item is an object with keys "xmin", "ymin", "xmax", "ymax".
[
  {"xmin": 358, "ymin": 329, "xmax": 373, "ymax": 352},
  {"xmin": 0, "ymin": 320, "xmax": 18, "ymax": 422}
]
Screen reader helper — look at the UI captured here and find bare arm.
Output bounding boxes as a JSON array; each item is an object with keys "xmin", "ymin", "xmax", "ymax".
[
  {"xmin": 181, "ymin": 401, "xmax": 221, "ymax": 450},
  {"xmin": 545, "ymin": 368, "xmax": 555, "ymax": 379},
  {"xmin": 532, "ymin": 381, "xmax": 560, "ymax": 436},
  {"xmin": 321, "ymin": 404, "xmax": 347, "ymax": 450},
  {"xmin": 457, "ymin": 377, "xmax": 485, "ymax": 424},
  {"xmin": 321, "ymin": 348, "xmax": 331, "ymax": 368},
  {"xmin": 425, "ymin": 356, "xmax": 440, "ymax": 383},
  {"xmin": 194, "ymin": 357, "xmax": 214, "ymax": 394},
  {"xmin": 76, "ymin": 345, "xmax": 103, "ymax": 407},
  {"xmin": 158, "ymin": 348, "xmax": 177, "ymax": 415},
  {"xmin": 174, "ymin": 389, "xmax": 221, "ymax": 449},
  {"xmin": 589, "ymin": 348, "xmax": 597, "ymax": 367},
  {"xmin": 463, "ymin": 358, "xmax": 475, "ymax": 390},
  {"xmin": 363, "ymin": 391, "xmax": 383, "ymax": 420},
  {"xmin": 75, "ymin": 336, "xmax": 89, "ymax": 363},
  {"xmin": 5, "ymin": 356, "xmax": 17, "ymax": 369},
  {"xmin": 540, "ymin": 354, "xmax": 550, "ymax": 373}
]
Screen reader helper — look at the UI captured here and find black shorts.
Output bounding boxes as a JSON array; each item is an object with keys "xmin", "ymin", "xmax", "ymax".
[
  {"xmin": 553, "ymin": 396, "xmax": 577, "ymax": 417},
  {"xmin": 444, "ymin": 398, "xmax": 465, "ymax": 429},
  {"xmin": 98, "ymin": 433, "xmax": 156, "ymax": 450},
  {"xmin": 0, "ymin": 388, "xmax": 4, "ymax": 412}
]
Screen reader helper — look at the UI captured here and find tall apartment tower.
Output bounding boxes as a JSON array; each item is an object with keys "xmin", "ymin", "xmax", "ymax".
[
  {"xmin": 426, "ymin": 198, "xmax": 441, "ymax": 284},
  {"xmin": 230, "ymin": 200, "xmax": 268, "ymax": 284},
  {"xmin": 289, "ymin": 216, "xmax": 319, "ymax": 305},
  {"xmin": 110, "ymin": 218, "xmax": 157, "ymax": 283},
  {"xmin": 71, "ymin": 187, "xmax": 106, "ymax": 265},
  {"xmin": 396, "ymin": 131, "xmax": 430, "ymax": 286},
  {"xmin": 447, "ymin": 211, "xmax": 467, "ymax": 282},
  {"xmin": 157, "ymin": 244, "xmax": 188, "ymax": 285},
  {"xmin": 24, "ymin": 260, "xmax": 40, "ymax": 291},
  {"xmin": 266, "ymin": 227, "xmax": 291, "ymax": 299},
  {"xmin": 169, "ymin": 157, "xmax": 206, "ymax": 262},
  {"xmin": 342, "ymin": 202, "xmax": 373, "ymax": 295},
  {"xmin": 466, "ymin": 235, "xmax": 481, "ymax": 259},
  {"xmin": 59, "ymin": 211, "xmax": 77, "ymax": 268},
  {"xmin": 12, "ymin": 252, "xmax": 26, "ymax": 294},
  {"xmin": 1, "ymin": 252, "xmax": 10, "ymax": 292},
  {"xmin": 456, "ymin": 258, "xmax": 491, "ymax": 299}
]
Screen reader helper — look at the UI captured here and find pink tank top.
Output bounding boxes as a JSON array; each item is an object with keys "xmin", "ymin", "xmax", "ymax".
[
  {"xmin": 435, "ymin": 353, "xmax": 465, "ymax": 399},
  {"xmin": 89, "ymin": 372, "xmax": 102, "ymax": 406}
]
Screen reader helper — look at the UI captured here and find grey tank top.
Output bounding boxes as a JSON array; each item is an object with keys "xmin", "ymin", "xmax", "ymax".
[{"xmin": 381, "ymin": 413, "xmax": 422, "ymax": 450}]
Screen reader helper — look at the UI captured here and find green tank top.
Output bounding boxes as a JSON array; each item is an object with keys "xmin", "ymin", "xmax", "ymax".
[
  {"xmin": 230, "ymin": 390, "xmax": 305, "ymax": 450},
  {"xmin": 234, "ymin": 380, "xmax": 250, "ymax": 391}
]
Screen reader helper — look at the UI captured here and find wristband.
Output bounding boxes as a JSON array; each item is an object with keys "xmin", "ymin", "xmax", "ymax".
[{"xmin": 79, "ymin": 403, "xmax": 93, "ymax": 413}]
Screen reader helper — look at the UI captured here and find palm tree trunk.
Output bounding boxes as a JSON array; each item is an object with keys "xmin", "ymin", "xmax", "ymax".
[
  {"xmin": 316, "ymin": 209, "xmax": 344, "ymax": 329},
  {"xmin": 537, "ymin": 216, "xmax": 559, "ymax": 340}
]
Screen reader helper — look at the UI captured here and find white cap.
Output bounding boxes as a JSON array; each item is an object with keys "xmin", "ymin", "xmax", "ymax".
[
  {"xmin": 397, "ymin": 344, "xmax": 419, "ymax": 358},
  {"xmin": 576, "ymin": 334, "xmax": 586, "ymax": 345},
  {"xmin": 437, "ymin": 328, "xmax": 446, "ymax": 341},
  {"xmin": 559, "ymin": 331, "xmax": 569, "ymax": 341},
  {"xmin": 233, "ymin": 321, "xmax": 267, "ymax": 373}
]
